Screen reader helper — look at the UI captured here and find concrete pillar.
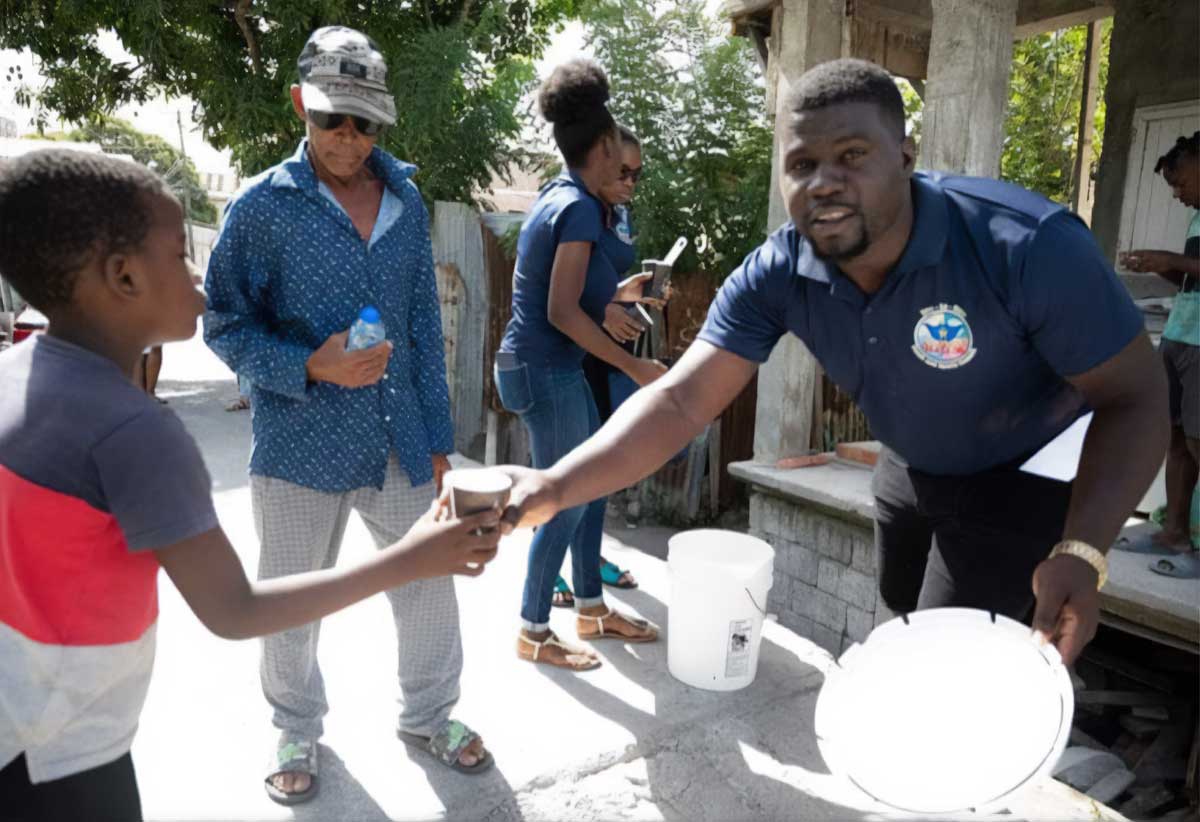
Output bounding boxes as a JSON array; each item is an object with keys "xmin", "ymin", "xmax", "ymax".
[
  {"xmin": 918, "ymin": 0, "xmax": 1018, "ymax": 176},
  {"xmin": 754, "ymin": 0, "xmax": 845, "ymax": 463},
  {"xmin": 1070, "ymin": 20, "xmax": 1104, "ymax": 224}
]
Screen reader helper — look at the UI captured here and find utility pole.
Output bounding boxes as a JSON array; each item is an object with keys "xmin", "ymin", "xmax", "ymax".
[
  {"xmin": 1070, "ymin": 20, "xmax": 1104, "ymax": 225},
  {"xmin": 176, "ymin": 110, "xmax": 196, "ymax": 260}
]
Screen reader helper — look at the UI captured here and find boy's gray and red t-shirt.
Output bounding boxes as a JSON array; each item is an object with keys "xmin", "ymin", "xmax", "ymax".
[{"xmin": 0, "ymin": 335, "xmax": 219, "ymax": 783}]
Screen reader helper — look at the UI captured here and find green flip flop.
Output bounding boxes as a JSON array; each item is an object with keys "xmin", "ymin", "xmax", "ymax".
[
  {"xmin": 551, "ymin": 576, "xmax": 574, "ymax": 608},
  {"xmin": 399, "ymin": 719, "xmax": 493, "ymax": 775},
  {"xmin": 600, "ymin": 559, "xmax": 637, "ymax": 589},
  {"xmin": 264, "ymin": 738, "xmax": 319, "ymax": 806},
  {"xmin": 1149, "ymin": 551, "xmax": 1200, "ymax": 579}
]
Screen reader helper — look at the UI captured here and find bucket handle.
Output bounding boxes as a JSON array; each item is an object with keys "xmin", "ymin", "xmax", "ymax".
[{"xmin": 745, "ymin": 587, "xmax": 767, "ymax": 616}]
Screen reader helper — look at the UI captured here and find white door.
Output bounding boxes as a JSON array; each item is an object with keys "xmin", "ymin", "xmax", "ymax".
[{"xmin": 1117, "ymin": 100, "xmax": 1200, "ymax": 265}]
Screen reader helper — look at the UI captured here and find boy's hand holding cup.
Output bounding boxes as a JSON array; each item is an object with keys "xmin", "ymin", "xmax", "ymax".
[
  {"xmin": 443, "ymin": 468, "xmax": 513, "ymax": 534},
  {"xmin": 391, "ymin": 470, "xmax": 511, "ymax": 580}
]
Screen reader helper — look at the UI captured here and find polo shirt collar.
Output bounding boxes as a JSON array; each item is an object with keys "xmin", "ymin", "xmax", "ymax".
[
  {"xmin": 270, "ymin": 140, "xmax": 417, "ymax": 198},
  {"xmin": 790, "ymin": 174, "xmax": 948, "ymax": 307},
  {"xmin": 891, "ymin": 172, "xmax": 949, "ymax": 274},
  {"xmin": 791, "ymin": 174, "xmax": 949, "ymax": 282},
  {"xmin": 556, "ymin": 168, "xmax": 605, "ymax": 204}
]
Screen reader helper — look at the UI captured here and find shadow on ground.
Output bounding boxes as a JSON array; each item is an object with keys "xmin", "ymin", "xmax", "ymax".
[
  {"xmin": 158, "ymin": 378, "xmax": 251, "ymax": 493},
  {"xmin": 282, "ymin": 744, "xmax": 526, "ymax": 822},
  {"xmin": 486, "ymin": 582, "xmax": 868, "ymax": 820}
]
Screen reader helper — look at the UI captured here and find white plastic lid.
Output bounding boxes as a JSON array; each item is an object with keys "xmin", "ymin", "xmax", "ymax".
[{"xmin": 814, "ymin": 608, "xmax": 1073, "ymax": 815}]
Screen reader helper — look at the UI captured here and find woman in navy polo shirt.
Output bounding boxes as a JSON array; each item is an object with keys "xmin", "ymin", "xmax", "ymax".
[
  {"xmin": 496, "ymin": 61, "xmax": 665, "ymax": 671},
  {"xmin": 551, "ymin": 124, "xmax": 649, "ymax": 604}
]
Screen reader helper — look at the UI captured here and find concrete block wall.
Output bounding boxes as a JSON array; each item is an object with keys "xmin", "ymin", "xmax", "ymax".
[{"xmin": 748, "ymin": 491, "xmax": 896, "ymax": 656}]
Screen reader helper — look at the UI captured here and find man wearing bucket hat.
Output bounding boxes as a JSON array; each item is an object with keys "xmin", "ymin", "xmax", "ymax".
[
  {"xmin": 499, "ymin": 58, "xmax": 1168, "ymax": 670},
  {"xmin": 204, "ymin": 26, "xmax": 491, "ymax": 806}
]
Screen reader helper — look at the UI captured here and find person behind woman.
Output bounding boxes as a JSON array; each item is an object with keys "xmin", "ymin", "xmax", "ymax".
[
  {"xmin": 496, "ymin": 61, "xmax": 665, "ymax": 671},
  {"xmin": 554, "ymin": 126, "xmax": 647, "ymax": 606},
  {"xmin": 1119, "ymin": 131, "xmax": 1200, "ymax": 577}
]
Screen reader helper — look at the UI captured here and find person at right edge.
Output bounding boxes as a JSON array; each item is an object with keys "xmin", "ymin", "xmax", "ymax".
[
  {"xmin": 1120, "ymin": 131, "xmax": 1200, "ymax": 578},
  {"xmin": 498, "ymin": 58, "xmax": 1169, "ymax": 667}
]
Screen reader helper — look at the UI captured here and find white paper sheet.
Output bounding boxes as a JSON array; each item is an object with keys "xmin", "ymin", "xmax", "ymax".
[{"xmin": 1019, "ymin": 413, "xmax": 1093, "ymax": 482}]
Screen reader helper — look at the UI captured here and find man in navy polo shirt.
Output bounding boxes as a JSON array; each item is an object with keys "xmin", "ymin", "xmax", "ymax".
[{"xmin": 500, "ymin": 58, "xmax": 1168, "ymax": 665}]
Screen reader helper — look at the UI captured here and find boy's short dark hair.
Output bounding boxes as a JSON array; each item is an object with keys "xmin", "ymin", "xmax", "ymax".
[
  {"xmin": 786, "ymin": 58, "xmax": 906, "ymax": 140},
  {"xmin": 0, "ymin": 149, "xmax": 170, "ymax": 311}
]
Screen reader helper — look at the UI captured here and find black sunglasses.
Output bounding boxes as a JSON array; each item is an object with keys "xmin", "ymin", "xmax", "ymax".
[
  {"xmin": 619, "ymin": 166, "xmax": 643, "ymax": 184},
  {"xmin": 307, "ymin": 110, "xmax": 386, "ymax": 137}
]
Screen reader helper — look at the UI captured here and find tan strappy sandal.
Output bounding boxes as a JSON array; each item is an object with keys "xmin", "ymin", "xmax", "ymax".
[
  {"xmin": 576, "ymin": 609, "xmax": 658, "ymax": 643},
  {"xmin": 516, "ymin": 631, "xmax": 601, "ymax": 671}
]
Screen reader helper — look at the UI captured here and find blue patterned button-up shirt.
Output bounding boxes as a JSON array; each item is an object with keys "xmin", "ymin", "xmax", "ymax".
[{"xmin": 203, "ymin": 141, "xmax": 453, "ymax": 492}]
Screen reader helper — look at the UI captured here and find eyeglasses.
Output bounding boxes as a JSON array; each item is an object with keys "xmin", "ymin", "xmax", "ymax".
[
  {"xmin": 619, "ymin": 166, "xmax": 643, "ymax": 184},
  {"xmin": 307, "ymin": 110, "xmax": 386, "ymax": 137}
]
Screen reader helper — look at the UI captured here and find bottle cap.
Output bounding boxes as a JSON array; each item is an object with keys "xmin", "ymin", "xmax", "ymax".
[{"xmin": 359, "ymin": 306, "xmax": 381, "ymax": 324}]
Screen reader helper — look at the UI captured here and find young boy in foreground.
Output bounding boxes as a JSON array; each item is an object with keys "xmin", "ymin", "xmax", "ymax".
[{"xmin": 0, "ymin": 149, "xmax": 501, "ymax": 821}]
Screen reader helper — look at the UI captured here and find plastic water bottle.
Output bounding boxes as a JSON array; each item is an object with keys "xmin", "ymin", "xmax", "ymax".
[{"xmin": 346, "ymin": 306, "xmax": 386, "ymax": 351}]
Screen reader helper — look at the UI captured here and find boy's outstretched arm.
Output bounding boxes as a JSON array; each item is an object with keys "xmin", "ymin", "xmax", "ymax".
[{"xmin": 156, "ymin": 499, "xmax": 500, "ymax": 640}]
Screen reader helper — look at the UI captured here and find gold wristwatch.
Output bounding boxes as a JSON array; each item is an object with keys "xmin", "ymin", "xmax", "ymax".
[{"xmin": 1049, "ymin": 540, "xmax": 1108, "ymax": 590}]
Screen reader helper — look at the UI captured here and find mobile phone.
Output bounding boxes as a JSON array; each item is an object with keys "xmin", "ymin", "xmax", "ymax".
[{"xmin": 624, "ymin": 302, "xmax": 654, "ymax": 326}]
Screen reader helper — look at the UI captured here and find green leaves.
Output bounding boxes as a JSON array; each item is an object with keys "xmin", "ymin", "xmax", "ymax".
[
  {"xmin": 67, "ymin": 116, "xmax": 218, "ymax": 223},
  {"xmin": 583, "ymin": 0, "xmax": 771, "ymax": 280},
  {"xmin": 999, "ymin": 21, "xmax": 1111, "ymax": 204},
  {"xmin": 900, "ymin": 22, "xmax": 1110, "ymax": 206},
  {"xmin": 2, "ymin": 0, "xmax": 576, "ymax": 205}
]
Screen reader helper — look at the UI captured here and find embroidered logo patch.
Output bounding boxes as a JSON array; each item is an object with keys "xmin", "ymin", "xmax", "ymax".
[{"xmin": 912, "ymin": 304, "xmax": 977, "ymax": 369}]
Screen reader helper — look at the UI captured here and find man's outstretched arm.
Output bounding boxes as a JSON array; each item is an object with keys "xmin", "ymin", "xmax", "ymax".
[{"xmin": 503, "ymin": 340, "xmax": 759, "ymax": 527}]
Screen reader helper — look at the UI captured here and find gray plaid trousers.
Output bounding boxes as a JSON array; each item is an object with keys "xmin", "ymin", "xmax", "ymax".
[{"xmin": 251, "ymin": 457, "xmax": 463, "ymax": 740}]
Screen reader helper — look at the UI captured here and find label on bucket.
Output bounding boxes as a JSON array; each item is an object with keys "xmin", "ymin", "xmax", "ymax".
[{"xmin": 725, "ymin": 619, "xmax": 754, "ymax": 678}]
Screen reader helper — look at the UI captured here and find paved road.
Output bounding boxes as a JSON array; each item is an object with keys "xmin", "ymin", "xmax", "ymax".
[{"xmin": 131, "ymin": 333, "xmax": 1108, "ymax": 821}]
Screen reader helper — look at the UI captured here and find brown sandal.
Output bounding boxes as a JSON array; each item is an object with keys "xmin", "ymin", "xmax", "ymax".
[
  {"xmin": 516, "ymin": 631, "xmax": 601, "ymax": 671},
  {"xmin": 576, "ymin": 609, "xmax": 658, "ymax": 643}
]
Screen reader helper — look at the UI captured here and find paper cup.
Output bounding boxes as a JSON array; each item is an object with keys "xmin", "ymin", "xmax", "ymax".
[{"xmin": 444, "ymin": 468, "xmax": 512, "ymax": 524}]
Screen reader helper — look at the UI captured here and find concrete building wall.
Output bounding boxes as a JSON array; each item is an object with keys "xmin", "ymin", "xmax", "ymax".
[{"xmin": 1090, "ymin": 0, "xmax": 1200, "ymax": 261}]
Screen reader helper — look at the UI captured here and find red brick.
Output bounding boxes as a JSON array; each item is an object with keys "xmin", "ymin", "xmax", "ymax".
[
  {"xmin": 836, "ymin": 440, "xmax": 881, "ymax": 467},
  {"xmin": 775, "ymin": 453, "xmax": 832, "ymax": 469}
]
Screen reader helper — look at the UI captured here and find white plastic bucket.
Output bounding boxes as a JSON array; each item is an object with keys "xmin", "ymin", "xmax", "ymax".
[{"xmin": 667, "ymin": 529, "xmax": 774, "ymax": 691}]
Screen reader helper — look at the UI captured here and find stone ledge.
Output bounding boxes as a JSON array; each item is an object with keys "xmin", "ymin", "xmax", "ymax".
[
  {"xmin": 729, "ymin": 459, "xmax": 876, "ymax": 525},
  {"xmin": 1103, "ymin": 521, "xmax": 1200, "ymax": 647}
]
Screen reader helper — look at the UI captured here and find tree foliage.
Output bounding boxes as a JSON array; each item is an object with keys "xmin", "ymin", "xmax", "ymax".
[
  {"xmin": 1000, "ymin": 21, "xmax": 1111, "ymax": 202},
  {"xmin": 583, "ymin": 0, "xmax": 772, "ymax": 278},
  {"xmin": 1, "ymin": 0, "xmax": 581, "ymax": 203},
  {"xmin": 64, "ymin": 116, "xmax": 218, "ymax": 223},
  {"xmin": 899, "ymin": 22, "xmax": 1110, "ymax": 205}
]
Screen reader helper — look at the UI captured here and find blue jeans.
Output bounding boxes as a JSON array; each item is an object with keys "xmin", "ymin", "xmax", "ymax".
[{"xmin": 495, "ymin": 352, "xmax": 606, "ymax": 629}]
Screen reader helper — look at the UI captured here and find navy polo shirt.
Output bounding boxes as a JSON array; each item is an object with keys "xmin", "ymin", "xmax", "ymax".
[
  {"xmin": 500, "ymin": 172, "xmax": 620, "ymax": 367},
  {"xmin": 699, "ymin": 172, "xmax": 1145, "ymax": 476}
]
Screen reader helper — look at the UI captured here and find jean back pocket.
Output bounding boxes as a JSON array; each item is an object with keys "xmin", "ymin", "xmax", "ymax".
[{"xmin": 494, "ymin": 351, "xmax": 534, "ymax": 414}]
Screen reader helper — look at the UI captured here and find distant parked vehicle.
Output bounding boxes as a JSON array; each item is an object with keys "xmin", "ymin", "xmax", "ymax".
[
  {"xmin": 12, "ymin": 305, "xmax": 47, "ymax": 344},
  {"xmin": 0, "ymin": 275, "xmax": 24, "ymax": 350}
]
